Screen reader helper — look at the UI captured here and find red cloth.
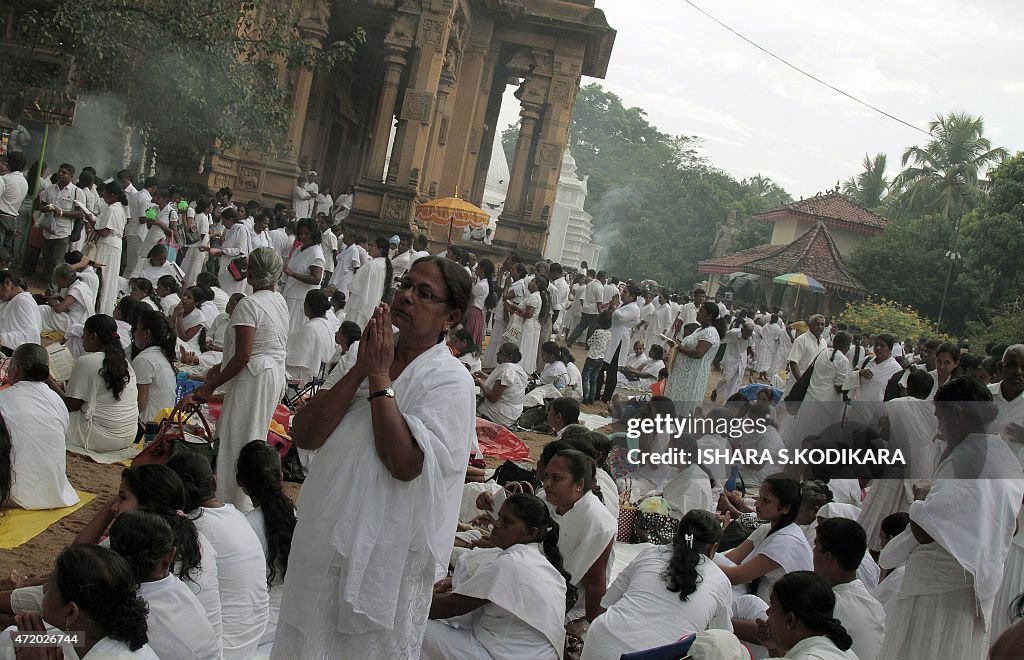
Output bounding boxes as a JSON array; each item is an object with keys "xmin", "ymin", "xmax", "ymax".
[
  {"xmin": 464, "ymin": 306, "xmax": 485, "ymax": 347},
  {"xmin": 475, "ymin": 417, "xmax": 530, "ymax": 461}
]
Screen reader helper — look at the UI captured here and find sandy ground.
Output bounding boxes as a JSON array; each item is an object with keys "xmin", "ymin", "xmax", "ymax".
[{"xmin": 0, "ymin": 335, "xmax": 732, "ymax": 580}]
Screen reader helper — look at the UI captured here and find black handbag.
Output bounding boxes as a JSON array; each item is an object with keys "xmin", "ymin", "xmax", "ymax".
[
  {"xmin": 786, "ymin": 349, "xmax": 827, "ymax": 403},
  {"xmin": 490, "ymin": 460, "xmax": 540, "ymax": 491}
]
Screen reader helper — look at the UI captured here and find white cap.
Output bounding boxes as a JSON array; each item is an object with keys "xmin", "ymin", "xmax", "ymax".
[{"xmin": 688, "ymin": 630, "xmax": 752, "ymax": 660}]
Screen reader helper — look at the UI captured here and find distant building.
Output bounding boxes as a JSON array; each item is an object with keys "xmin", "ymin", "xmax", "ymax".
[{"xmin": 543, "ymin": 150, "xmax": 601, "ymax": 269}]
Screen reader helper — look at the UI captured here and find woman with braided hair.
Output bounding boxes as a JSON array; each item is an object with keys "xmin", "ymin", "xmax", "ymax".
[
  {"xmin": 582, "ymin": 509, "xmax": 734, "ymax": 660},
  {"xmin": 422, "ymin": 493, "xmax": 572, "ymax": 659}
]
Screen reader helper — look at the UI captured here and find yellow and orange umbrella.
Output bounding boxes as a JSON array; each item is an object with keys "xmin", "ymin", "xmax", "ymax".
[{"xmin": 415, "ymin": 194, "xmax": 490, "ymax": 248}]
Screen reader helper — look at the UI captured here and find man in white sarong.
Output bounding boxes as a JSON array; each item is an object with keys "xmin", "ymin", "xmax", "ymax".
[
  {"xmin": 879, "ymin": 379, "xmax": 1024, "ymax": 660},
  {"xmin": 0, "ymin": 344, "xmax": 78, "ymax": 509},
  {"xmin": 712, "ymin": 321, "xmax": 755, "ymax": 402},
  {"xmin": 813, "ymin": 518, "xmax": 885, "ymax": 660},
  {"xmin": 771, "ymin": 314, "xmax": 792, "ymax": 377},
  {"xmin": 329, "ymin": 233, "xmax": 360, "ymax": 297}
]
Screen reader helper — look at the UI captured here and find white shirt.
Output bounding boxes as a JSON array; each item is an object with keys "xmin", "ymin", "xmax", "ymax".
[
  {"xmin": 0, "ymin": 380, "xmax": 77, "ymax": 510},
  {"xmin": 478, "ymin": 362, "xmax": 529, "ymax": 427},
  {"xmin": 138, "ymin": 574, "xmax": 221, "ymax": 660},
  {"xmin": 0, "ymin": 171, "xmax": 28, "ymax": 216},
  {"xmin": 584, "ymin": 550, "xmax": 732, "ymax": 660},
  {"xmin": 0, "ymin": 291, "xmax": 41, "ymax": 350},
  {"xmin": 604, "ymin": 301, "xmax": 641, "ymax": 363},
  {"xmin": 788, "ymin": 332, "xmax": 828, "ymax": 377},
  {"xmin": 582, "ymin": 279, "xmax": 605, "ymax": 314},
  {"xmin": 989, "ymin": 382, "xmax": 1024, "ymax": 463},
  {"xmin": 784, "ymin": 635, "xmax": 858, "ymax": 659},
  {"xmin": 391, "ymin": 249, "xmax": 414, "ymax": 283},
  {"xmin": 677, "ymin": 302, "xmax": 697, "ymax": 327},
  {"xmin": 39, "ymin": 181, "xmax": 85, "ymax": 239},
  {"xmin": 94, "ymin": 201, "xmax": 127, "ymax": 249},
  {"xmin": 286, "ymin": 316, "xmax": 334, "ymax": 382},
  {"xmin": 471, "ymin": 277, "xmax": 489, "ymax": 310},
  {"xmin": 832, "ymin": 578, "xmax": 884, "ymax": 660},
  {"xmin": 133, "ymin": 346, "xmax": 177, "ymax": 423},
  {"xmin": 806, "ymin": 348, "xmax": 851, "ymax": 402},
  {"xmin": 320, "ymin": 228, "xmax": 338, "ymax": 272},
  {"xmin": 128, "ymin": 188, "xmax": 153, "ymax": 239},
  {"xmin": 550, "ymin": 276, "xmax": 570, "ymax": 312}
]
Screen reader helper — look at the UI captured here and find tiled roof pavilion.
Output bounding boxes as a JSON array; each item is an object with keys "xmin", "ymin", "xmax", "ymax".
[{"xmin": 752, "ymin": 191, "xmax": 887, "ymax": 236}]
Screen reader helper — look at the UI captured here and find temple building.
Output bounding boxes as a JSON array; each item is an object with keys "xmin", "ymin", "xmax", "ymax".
[
  {"xmin": 543, "ymin": 149, "xmax": 601, "ymax": 268},
  {"xmin": 169, "ymin": 0, "xmax": 615, "ymax": 262},
  {"xmin": 698, "ymin": 192, "xmax": 886, "ymax": 316}
]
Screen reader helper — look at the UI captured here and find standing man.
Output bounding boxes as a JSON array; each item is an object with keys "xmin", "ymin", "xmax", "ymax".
[
  {"xmin": 548, "ymin": 262, "xmax": 569, "ymax": 334},
  {"xmin": 124, "ymin": 176, "xmax": 157, "ymax": 276},
  {"xmin": 567, "ymin": 269, "xmax": 604, "ymax": 346},
  {"xmin": 674, "ymin": 289, "xmax": 704, "ymax": 337},
  {"xmin": 390, "ymin": 233, "xmax": 414, "ymax": 284},
  {"xmin": 0, "ymin": 153, "xmax": 29, "ymax": 251},
  {"xmin": 787, "ymin": 314, "xmax": 827, "ymax": 392},
  {"xmin": 36, "ymin": 163, "xmax": 86, "ymax": 291},
  {"xmin": 292, "ymin": 175, "xmax": 313, "ymax": 219},
  {"xmin": 329, "ymin": 232, "xmax": 360, "ymax": 296},
  {"xmin": 595, "ymin": 284, "xmax": 641, "ymax": 404}
]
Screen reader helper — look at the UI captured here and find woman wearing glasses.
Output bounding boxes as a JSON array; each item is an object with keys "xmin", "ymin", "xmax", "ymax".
[{"xmin": 276, "ymin": 256, "xmax": 476, "ymax": 659}]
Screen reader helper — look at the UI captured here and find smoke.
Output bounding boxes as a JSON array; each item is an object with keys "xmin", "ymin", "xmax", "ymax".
[
  {"xmin": 588, "ymin": 184, "xmax": 641, "ymax": 269},
  {"xmin": 17, "ymin": 93, "xmax": 140, "ymax": 182}
]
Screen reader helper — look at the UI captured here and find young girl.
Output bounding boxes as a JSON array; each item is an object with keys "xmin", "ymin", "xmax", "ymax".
[
  {"xmin": 449, "ymin": 328, "xmax": 482, "ymax": 373},
  {"xmin": 131, "ymin": 309, "xmax": 177, "ymax": 426},
  {"xmin": 130, "ymin": 276, "xmax": 161, "ymax": 311},
  {"xmin": 140, "ymin": 244, "xmax": 179, "ymax": 290},
  {"xmin": 236, "ymin": 440, "xmax": 297, "ymax": 650},
  {"xmin": 538, "ymin": 341, "xmax": 569, "ymax": 389},
  {"xmin": 582, "ymin": 311, "xmax": 612, "ymax": 405},
  {"xmin": 174, "ymin": 286, "xmax": 208, "ymax": 355},
  {"xmin": 560, "ymin": 346, "xmax": 583, "ymax": 400},
  {"xmin": 156, "ymin": 274, "xmax": 181, "ymax": 318},
  {"xmin": 183, "ymin": 197, "xmax": 212, "ymax": 287}
]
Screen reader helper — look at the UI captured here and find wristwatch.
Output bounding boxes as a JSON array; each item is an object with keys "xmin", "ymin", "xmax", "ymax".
[{"xmin": 368, "ymin": 387, "xmax": 396, "ymax": 401}]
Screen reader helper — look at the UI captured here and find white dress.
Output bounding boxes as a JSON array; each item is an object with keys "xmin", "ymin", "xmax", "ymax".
[
  {"xmin": 217, "ymin": 223, "xmax": 253, "ymax": 295},
  {"xmin": 65, "ymin": 352, "xmax": 139, "ymax": 454},
  {"xmin": 421, "ymin": 544, "xmax": 566, "ymax": 660},
  {"xmin": 273, "ymin": 341, "xmax": 476, "ymax": 659},
  {"xmin": 286, "ymin": 316, "xmax": 334, "ymax": 383},
  {"xmin": 582, "ymin": 551, "xmax": 733, "ymax": 660},
  {"xmin": 282, "ymin": 244, "xmax": 326, "ymax": 338},
  {"xmin": 138, "ymin": 573, "xmax": 221, "ymax": 660},
  {"xmin": 784, "ymin": 635, "xmax": 857, "ymax": 659},
  {"xmin": 245, "ymin": 507, "xmax": 292, "ymax": 648},
  {"xmin": 182, "ymin": 211, "xmax": 210, "ymax": 287},
  {"xmin": 832, "ymin": 578, "xmax": 884, "ymax": 660},
  {"xmin": 193, "ymin": 504, "xmax": 270, "ymax": 660},
  {"xmin": 215, "ymin": 290, "xmax": 288, "ymax": 509},
  {"xmin": 132, "ymin": 346, "xmax": 176, "ymax": 424},
  {"xmin": 734, "ymin": 523, "xmax": 813, "ymax": 603},
  {"xmin": 0, "ymin": 630, "xmax": 159, "ymax": 660},
  {"xmin": 554, "ymin": 491, "xmax": 618, "ymax": 620},
  {"xmin": 0, "ymin": 290, "xmax": 41, "ymax": 351},
  {"xmin": 517, "ymin": 290, "xmax": 542, "ymax": 373},
  {"xmin": 0, "ymin": 380, "xmax": 77, "ymax": 509},
  {"xmin": 477, "ymin": 362, "xmax": 529, "ymax": 427},
  {"xmin": 346, "ymin": 256, "xmax": 390, "ymax": 330},
  {"xmin": 40, "ymin": 279, "xmax": 94, "ymax": 334},
  {"xmin": 92, "ymin": 201, "xmax": 127, "ymax": 316}
]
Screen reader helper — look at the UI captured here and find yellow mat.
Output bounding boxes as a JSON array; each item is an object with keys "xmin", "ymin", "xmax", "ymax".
[{"xmin": 0, "ymin": 491, "xmax": 97, "ymax": 549}]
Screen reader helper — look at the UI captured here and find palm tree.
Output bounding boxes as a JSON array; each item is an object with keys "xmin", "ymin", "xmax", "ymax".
[
  {"xmin": 842, "ymin": 153, "xmax": 889, "ymax": 209},
  {"xmin": 746, "ymin": 174, "xmax": 777, "ymax": 197},
  {"xmin": 891, "ymin": 112, "xmax": 1007, "ymax": 220}
]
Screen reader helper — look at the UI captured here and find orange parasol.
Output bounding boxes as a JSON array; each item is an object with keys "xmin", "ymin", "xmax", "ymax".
[{"xmin": 415, "ymin": 194, "xmax": 490, "ymax": 248}]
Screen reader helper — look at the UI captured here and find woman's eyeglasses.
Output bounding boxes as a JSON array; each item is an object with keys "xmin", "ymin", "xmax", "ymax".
[{"xmin": 397, "ymin": 278, "xmax": 449, "ymax": 306}]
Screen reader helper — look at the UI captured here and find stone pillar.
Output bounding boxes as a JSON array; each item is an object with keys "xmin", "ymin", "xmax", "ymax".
[
  {"xmin": 284, "ymin": 0, "xmax": 330, "ymax": 165},
  {"xmin": 363, "ymin": 45, "xmax": 410, "ymax": 184},
  {"xmin": 502, "ymin": 99, "xmax": 542, "ymax": 218}
]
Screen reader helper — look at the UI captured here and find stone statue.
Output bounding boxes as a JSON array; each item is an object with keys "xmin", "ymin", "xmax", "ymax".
[{"xmin": 709, "ymin": 210, "xmax": 741, "ymax": 258}]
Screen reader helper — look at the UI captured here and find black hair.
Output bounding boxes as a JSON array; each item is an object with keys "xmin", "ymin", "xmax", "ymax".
[
  {"xmin": 0, "ymin": 418, "xmax": 11, "ymax": 511},
  {"xmin": 116, "ymin": 296, "xmax": 146, "ymax": 328},
  {"xmin": 816, "ymin": 518, "xmax": 866, "ymax": 572},
  {"xmin": 934, "ymin": 377, "xmax": 998, "ymax": 427},
  {"xmin": 596, "ymin": 310, "xmax": 613, "ymax": 330},
  {"xmin": 880, "ymin": 511, "xmax": 910, "ymax": 540},
  {"xmin": 701, "ymin": 300, "xmax": 727, "ymax": 338},
  {"xmin": 147, "ymin": 243, "xmax": 168, "ymax": 260},
  {"xmin": 6, "ymin": 152, "xmax": 26, "ymax": 172},
  {"xmin": 330, "ymin": 290, "xmax": 346, "ymax": 310},
  {"xmin": 236, "ymin": 440, "xmax": 296, "ymax": 587},
  {"xmin": 533, "ymin": 275, "xmax": 551, "ymax": 323},
  {"xmin": 119, "ymin": 464, "xmax": 203, "ymax": 583},
  {"xmin": 410, "ymin": 256, "xmax": 472, "ymax": 335},
  {"xmin": 541, "ymin": 340, "xmax": 561, "ymax": 361},
  {"xmin": 51, "ymin": 545, "xmax": 150, "ymax": 651},
  {"xmin": 539, "ymin": 439, "xmax": 573, "ymax": 468},
  {"xmin": 166, "ymin": 451, "xmax": 215, "ymax": 512},
  {"xmin": 907, "ymin": 369, "xmax": 934, "ymax": 399},
  {"xmin": 196, "ymin": 272, "xmax": 219, "ymax": 290},
  {"xmin": 663, "ymin": 509, "xmax": 721, "ymax": 601},
  {"xmin": 103, "ymin": 180, "xmax": 128, "ymax": 205},
  {"xmin": 452, "ymin": 328, "xmax": 479, "ymax": 356},
  {"xmin": 498, "ymin": 341, "xmax": 522, "ymax": 363},
  {"xmin": 296, "ymin": 217, "xmax": 321, "ymax": 243},
  {"xmin": 502, "ymin": 493, "xmax": 578, "ymax": 611},
  {"xmin": 132, "ymin": 309, "xmax": 177, "ymax": 366},
  {"xmin": 304, "ymin": 288, "xmax": 331, "ymax": 318},
  {"xmin": 936, "ymin": 341, "xmax": 961, "ymax": 363},
  {"xmin": 58, "ymin": 162, "xmax": 76, "ymax": 176},
  {"xmin": 649, "ymin": 344, "xmax": 665, "ymax": 361},
  {"xmin": 130, "ymin": 277, "xmax": 161, "ymax": 309},
  {"xmin": 585, "ymin": 431, "xmax": 612, "ymax": 466},
  {"xmin": 338, "ymin": 321, "xmax": 362, "ymax": 349},
  {"xmin": 771, "ymin": 571, "xmax": 853, "ymax": 651},
  {"xmin": 156, "ymin": 274, "xmax": 179, "ymax": 295},
  {"xmin": 109, "ymin": 510, "xmax": 174, "ymax": 584},
  {"xmin": 548, "ymin": 397, "xmax": 581, "ymax": 426},
  {"xmin": 763, "ymin": 474, "xmax": 802, "ymax": 537},
  {"xmin": 478, "ymin": 258, "xmax": 498, "ymax": 310},
  {"xmin": 875, "ymin": 333, "xmax": 896, "ymax": 350},
  {"xmin": 374, "ymin": 237, "xmax": 395, "ymax": 301},
  {"xmin": 185, "ymin": 285, "xmax": 211, "ymax": 307},
  {"xmin": 551, "ymin": 449, "xmax": 596, "ymax": 495},
  {"xmin": 831, "ymin": 331, "xmax": 852, "ymax": 353},
  {"xmin": 85, "ymin": 314, "xmax": 131, "ymax": 400}
]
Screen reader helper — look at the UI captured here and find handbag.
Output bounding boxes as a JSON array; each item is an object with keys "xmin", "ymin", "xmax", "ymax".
[
  {"xmin": 227, "ymin": 255, "xmax": 248, "ymax": 281},
  {"xmin": 490, "ymin": 460, "xmax": 540, "ymax": 492},
  {"xmin": 635, "ymin": 510, "xmax": 678, "ymax": 545},
  {"xmin": 502, "ymin": 313, "xmax": 524, "ymax": 344},
  {"xmin": 785, "ymin": 349, "xmax": 827, "ymax": 403},
  {"xmin": 132, "ymin": 398, "xmax": 216, "ymax": 467}
]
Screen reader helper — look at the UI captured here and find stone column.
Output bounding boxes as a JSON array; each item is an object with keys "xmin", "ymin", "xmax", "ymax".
[
  {"xmin": 363, "ymin": 46, "xmax": 410, "ymax": 183},
  {"xmin": 502, "ymin": 100, "xmax": 542, "ymax": 218},
  {"xmin": 284, "ymin": 0, "xmax": 330, "ymax": 165}
]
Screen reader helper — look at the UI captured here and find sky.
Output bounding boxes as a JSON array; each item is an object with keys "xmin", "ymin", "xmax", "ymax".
[{"xmin": 499, "ymin": 0, "xmax": 1024, "ymax": 199}]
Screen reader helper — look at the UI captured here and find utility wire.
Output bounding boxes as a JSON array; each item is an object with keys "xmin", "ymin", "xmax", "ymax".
[{"xmin": 682, "ymin": 0, "xmax": 932, "ymax": 137}]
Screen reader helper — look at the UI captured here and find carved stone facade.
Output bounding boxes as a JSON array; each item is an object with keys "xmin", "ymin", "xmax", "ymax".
[{"xmin": 190, "ymin": 0, "xmax": 615, "ymax": 262}]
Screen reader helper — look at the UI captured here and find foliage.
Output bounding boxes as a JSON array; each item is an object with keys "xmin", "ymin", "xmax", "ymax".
[
  {"xmin": 500, "ymin": 122, "xmax": 519, "ymax": 170},
  {"xmin": 889, "ymin": 112, "xmax": 1008, "ymax": 220},
  {"xmin": 1, "ymin": 0, "xmax": 364, "ymax": 158},
  {"xmin": 838, "ymin": 298, "xmax": 954, "ymax": 343},
  {"xmin": 842, "ymin": 153, "xmax": 889, "ymax": 210},
  {"xmin": 965, "ymin": 302, "xmax": 1024, "ymax": 349}
]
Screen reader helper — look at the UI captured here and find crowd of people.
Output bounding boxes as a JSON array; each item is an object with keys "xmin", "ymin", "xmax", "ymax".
[{"xmin": 0, "ymin": 151, "xmax": 1022, "ymax": 659}]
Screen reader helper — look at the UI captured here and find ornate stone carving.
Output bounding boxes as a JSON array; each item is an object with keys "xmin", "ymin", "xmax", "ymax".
[
  {"xmin": 213, "ymin": 174, "xmax": 233, "ymax": 189},
  {"xmin": 550, "ymin": 79, "xmax": 572, "ymax": 105},
  {"xmin": 298, "ymin": 0, "xmax": 330, "ymax": 43},
  {"xmin": 386, "ymin": 12, "xmax": 418, "ymax": 49},
  {"xmin": 237, "ymin": 166, "xmax": 260, "ymax": 192},
  {"xmin": 535, "ymin": 141, "xmax": 561, "ymax": 168},
  {"xmin": 419, "ymin": 18, "xmax": 445, "ymax": 47},
  {"xmin": 469, "ymin": 128, "xmax": 480, "ymax": 154},
  {"xmin": 382, "ymin": 194, "xmax": 410, "ymax": 222},
  {"xmin": 521, "ymin": 231, "xmax": 541, "ymax": 251},
  {"xmin": 515, "ymin": 73, "xmax": 549, "ymax": 107},
  {"xmin": 401, "ymin": 90, "xmax": 434, "ymax": 123}
]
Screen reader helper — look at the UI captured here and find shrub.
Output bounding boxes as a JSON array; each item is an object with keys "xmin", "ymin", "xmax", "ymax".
[{"xmin": 838, "ymin": 298, "xmax": 955, "ymax": 343}]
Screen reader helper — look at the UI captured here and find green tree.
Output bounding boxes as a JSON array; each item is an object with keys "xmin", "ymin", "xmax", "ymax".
[
  {"xmin": 890, "ymin": 112, "xmax": 1007, "ymax": 220},
  {"xmin": 842, "ymin": 153, "xmax": 889, "ymax": 210},
  {"xmin": 2, "ymin": 0, "xmax": 364, "ymax": 158}
]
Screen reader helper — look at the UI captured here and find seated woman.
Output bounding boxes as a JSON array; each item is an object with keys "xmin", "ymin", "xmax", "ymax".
[
  {"xmin": 325, "ymin": 320, "xmax": 362, "ymax": 379},
  {"xmin": 54, "ymin": 314, "xmax": 140, "ymax": 457},
  {"xmin": 207, "ymin": 292, "xmax": 244, "ymax": 351},
  {"xmin": 717, "ymin": 475, "xmax": 811, "ymax": 603},
  {"xmin": 617, "ymin": 340, "xmax": 650, "ymax": 384},
  {"xmin": 0, "ymin": 344, "xmax": 77, "ymax": 509},
  {"xmin": 140, "ymin": 244, "xmax": 180, "ymax": 290},
  {"xmin": 285, "ymin": 288, "xmax": 335, "ymax": 383},
  {"xmin": 129, "ymin": 276, "xmax": 162, "ymax": 311},
  {"xmin": 108, "ymin": 511, "xmax": 221, "ymax": 660},
  {"xmin": 475, "ymin": 342, "xmax": 529, "ymax": 427},
  {"xmin": 0, "ymin": 271, "xmax": 41, "ymax": 353},
  {"xmin": 538, "ymin": 340, "xmax": 570, "ymax": 389},
  {"xmin": 156, "ymin": 274, "xmax": 181, "ymax": 319},
  {"xmin": 543, "ymin": 449, "xmax": 617, "ymax": 624},
  {"xmin": 167, "ymin": 451, "xmax": 269, "ymax": 660},
  {"xmin": 449, "ymin": 328, "xmax": 482, "ymax": 373},
  {"xmin": 582, "ymin": 510, "xmax": 734, "ymax": 660},
  {"xmin": 619, "ymin": 342, "xmax": 665, "ymax": 389},
  {"xmin": 236, "ymin": 441, "xmax": 297, "ymax": 650},
  {"xmin": 172, "ymin": 286, "xmax": 208, "ymax": 356},
  {"xmin": 0, "ymin": 545, "xmax": 158, "ymax": 658},
  {"xmin": 422, "ymin": 494, "xmax": 571, "ymax": 660},
  {"xmin": 39, "ymin": 264, "xmax": 95, "ymax": 334},
  {"xmin": 560, "ymin": 347, "xmax": 584, "ymax": 400},
  {"xmin": 765, "ymin": 571, "xmax": 855, "ymax": 659},
  {"xmin": 131, "ymin": 310, "xmax": 177, "ymax": 427}
]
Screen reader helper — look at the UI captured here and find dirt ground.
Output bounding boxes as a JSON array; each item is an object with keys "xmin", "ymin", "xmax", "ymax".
[{"xmin": 0, "ymin": 339, "xmax": 730, "ymax": 580}]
